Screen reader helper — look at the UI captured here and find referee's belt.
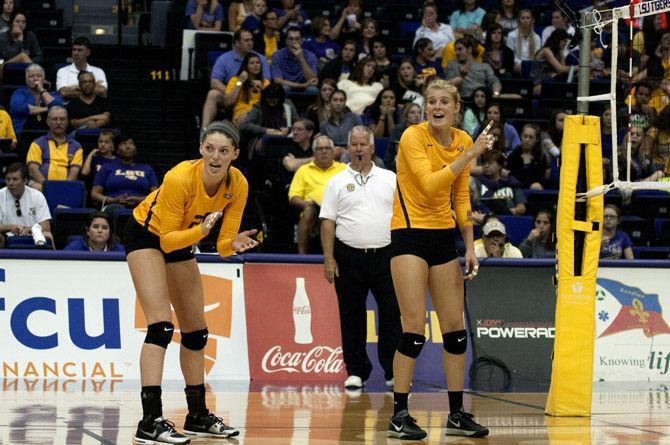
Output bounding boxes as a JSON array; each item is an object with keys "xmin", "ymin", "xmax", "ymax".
[{"xmin": 335, "ymin": 239, "xmax": 391, "ymax": 254}]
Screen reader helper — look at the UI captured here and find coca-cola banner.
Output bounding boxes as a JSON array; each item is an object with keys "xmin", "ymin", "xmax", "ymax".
[{"xmin": 244, "ymin": 264, "xmax": 347, "ymax": 381}]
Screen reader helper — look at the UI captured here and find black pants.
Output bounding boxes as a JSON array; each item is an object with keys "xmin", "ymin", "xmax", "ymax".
[{"xmin": 333, "ymin": 239, "xmax": 402, "ymax": 381}]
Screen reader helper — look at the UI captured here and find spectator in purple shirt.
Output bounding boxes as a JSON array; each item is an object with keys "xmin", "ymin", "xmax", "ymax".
[
  {"xmin": 273, "ymin": 0, "xmax": 310, "ymax": 34},
  {"xmin": 90, "ymin": 133, "xmax": 158, "ymax": 211},
  {"xmin": 600, "ymin": 204, "xmax": 634, "ymax": 260},
  {"xmin": 271, "ymin": 26, "xmax": 318, "ymax": 94},
  {"xmin": 303, "ymin": 16, "xmax": 339, "ymax": 69},
  {"xmin": 185, "ymin": 0, "xmax": 224, "ymax": 30},
  {"xmin": 80, "ymin": 129, "xmax": 116, "ymax": 180},
  {"xmin": 63, "ymin": 211, "xmax": 125, "ymax": 252}
]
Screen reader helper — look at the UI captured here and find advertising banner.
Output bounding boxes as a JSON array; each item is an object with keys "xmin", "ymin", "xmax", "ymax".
[
  {"xmin": 365, "ymin": 293, "xmax": 467, "ymax": 386},
  {"xmin": 594, "ymin": 267, "xmax": 670, "ymax": 381},
  {"xmin": 466, "ymin": 265, "xmax": 557, "ymax": 391},
  {"xmin": 0, "ymin": 260, "xmax": 248, "ymax": 380},
  {"xmin": 244, "ymin": 263, "xmax": 347, "ymax": 381}
]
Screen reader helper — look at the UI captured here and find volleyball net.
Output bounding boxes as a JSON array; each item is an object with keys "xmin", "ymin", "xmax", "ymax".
[{"xmin": 577, "ymin": 0, "xmax": 670, "ymax": 199}]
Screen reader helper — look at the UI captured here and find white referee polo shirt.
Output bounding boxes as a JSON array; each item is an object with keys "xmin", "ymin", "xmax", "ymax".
[{"xmin": 319, "ymin": 163, "xmax": 396, "ymax": 249}]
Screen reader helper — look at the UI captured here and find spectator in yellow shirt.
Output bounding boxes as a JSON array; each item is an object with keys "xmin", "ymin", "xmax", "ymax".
[
  {"xmin": 0, "ymin": 108, "xmax": 17, "ymax": 150},
  {"xmin": 224, "ymin": 53, "xmax": 269, "ymax": 124},
  {"xmin": 288, "ymin": 134, "xmax": 345, "ymax": 253},
  {"xmin": 25, "ymin": 106, "xmax": 82, "ymax": 191}
]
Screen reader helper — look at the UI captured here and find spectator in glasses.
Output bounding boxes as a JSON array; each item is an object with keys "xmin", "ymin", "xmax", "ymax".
[{"xmin": 0, "ymin": 162, "xmax": 52, "ymax": 247}]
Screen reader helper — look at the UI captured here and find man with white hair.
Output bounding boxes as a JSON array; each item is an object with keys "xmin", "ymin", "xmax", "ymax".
[
  {"xmin": 288, "ymin": 134, "xmax": 345, "ymax": 253},
  {"xmin": 9, "ymin": 63, "xmax": 63, "ymax": 134},
  {"xmin": 319, "ymin": 125, "xmax": 401, "ymax": 391}
]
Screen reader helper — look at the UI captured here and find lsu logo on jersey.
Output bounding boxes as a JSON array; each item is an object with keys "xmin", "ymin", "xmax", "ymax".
[{"xmin": 134, "ymin": 275, "xmax": 233, "ymax": 374}]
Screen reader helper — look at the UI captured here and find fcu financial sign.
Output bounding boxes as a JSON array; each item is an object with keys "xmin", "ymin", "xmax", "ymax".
[{"xmin": 0, "ymin": 266, "xmax": 124, "ymax": 379}]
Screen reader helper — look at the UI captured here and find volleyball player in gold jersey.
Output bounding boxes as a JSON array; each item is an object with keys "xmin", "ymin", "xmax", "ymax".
[
  {"xmin": 123, "ymin": 121, "xmax": 259, "ymax": 444},
  {"xmin": 387, "ymin": 79, "xmax": 494, "ymax": 440}
]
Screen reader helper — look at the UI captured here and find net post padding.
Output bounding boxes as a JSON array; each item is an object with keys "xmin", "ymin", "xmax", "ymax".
[{"xmin": 546, "ymin": 115, "xmax": 603, "ymax": 417}]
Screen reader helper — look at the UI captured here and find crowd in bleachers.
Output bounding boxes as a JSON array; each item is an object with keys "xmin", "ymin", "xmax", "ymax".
[
  {"xmin": 1, "ymin": 0, "xmax": 670, "ymax": 259},
  {"xmin": 0, "ymin": 24, "xmax": 153, "ymax": 252}
]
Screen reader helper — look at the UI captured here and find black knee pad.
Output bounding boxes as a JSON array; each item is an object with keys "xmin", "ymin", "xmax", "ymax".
[
  {"xmin": 181, "ymin": 328, "xmax": 209, "ymax": 351},
  {"xmin": 397, "ymin": 332, "xmax": 426, "ymax": 358},
  {"xmin": 145, "ymin": 321, "xmax": 174, "ymax": 349},
  {"xmin": 443, "ymin": 330, "xmax": 467, "ymax": 354}
]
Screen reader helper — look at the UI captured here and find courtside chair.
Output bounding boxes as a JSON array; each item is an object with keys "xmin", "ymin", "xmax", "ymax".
[{"xmin": 42, "ymin": 180, "xmax": 86, "ymax": 215}]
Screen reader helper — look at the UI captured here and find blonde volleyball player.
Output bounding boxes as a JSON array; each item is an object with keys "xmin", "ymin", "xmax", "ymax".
[
  {"xmin": 387, "ymin": 79, "xmax": 493, "ymax": 440},
  {"xmin": 123, "ymin": 121, "xmax": 259, "ymax": 444}
]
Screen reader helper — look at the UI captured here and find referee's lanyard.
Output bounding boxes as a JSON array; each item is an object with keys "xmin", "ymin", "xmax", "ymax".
[
  {"xmin": 354, "ymin": 171, "xmax": 370, "ymax": 187},
  {"xmin": 352, "ymin": 163, "xmax": 372, "ymax": 187}
]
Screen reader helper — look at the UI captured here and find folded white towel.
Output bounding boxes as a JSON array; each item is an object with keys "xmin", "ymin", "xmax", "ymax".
[{"xmin": 31, "ymin": 223, "xmax": 46, "ymax": 246}]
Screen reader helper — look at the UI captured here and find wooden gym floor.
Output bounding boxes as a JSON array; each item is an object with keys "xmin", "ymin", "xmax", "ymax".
[{"xmin": 0, "ymin": 380, "xmax": 668, "ymax": 444}]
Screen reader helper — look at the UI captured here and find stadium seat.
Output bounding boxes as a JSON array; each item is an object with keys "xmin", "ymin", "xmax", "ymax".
[
  {"xmin": 42, "ymin": 180, "xmax": 86, "ymax": 215},
  {"xmin": 633, "ymin": 246, "xmax": 670, "ymax": 260},
  {"xmin": 656, "ymin": 218, "xmax": 670, "ymax": 245},
  {"xmin": 520, "ymin": 60, "xmax": 533, "ymax": 79},
  {"xmin": 112, "ymin": 208, "xmax": 133, "ymax": 235},
  {"xmin": 1, "ymin": 84, "xmax": 20, "ymax": 110},
  {"xmin": 524, "ymin": 189, "xmax": 559, "ymax": 215},
  {"xmin": 27, "ymin": 9, "xmax": 63, "ymax": 28},
  {"xmin": 194, "ymin": 32, "xmax": 234, "ymax": 77},
  {"xmin": 0, "ymin": 152, "xmax": 19, "ymax": 175},
  {"xmin": 589, "ymin": 80, "xmax": 610, "ymax": 96},
  {"xmin": 261, "ymin": 135, "xmax": 291, "ymax": 157},
  {"xmin": 378, "ymin": 7, "xmax": 418, "ymax": 22},
  {"xmin": 630, "ymin": 191, "xmax": 670, "ymax": 219},
  {"xmin": 399, "ymin": 21, "xmax": 421, "ymax": 37},
  {"xmin": 497, "ymin": 215, "xmax": 533, "ymax": 246},
  {"xmin": 377, "ymin": 21, "xmax": 399, "ymax": 38},
  {"xmin": 498, "ymin": 98, "xmax": 532, "ymax": 119},
  {"xmin": 74, "ymin": 129, "xmax": 103, "ymax": 151},
  {"xmin": 4, "ymin": 234, "xmax": 52, "ymax": 249},
  {"xmin": 541, "ymin": 81, "xmax": 577, "ymax": 100},
  {"xmin": 621, "ymin": 215, "xmax": 652, "ymax": 246},
  {"xmin": 41, "ymin": 46, "xmax": 72, "ymax": 80},
  {"xmin": 500, "ymin": 78, "xmax": 533, "ymax": 97},
  {"xmin": 534, "ymin": 99, "xmax": 576, "ymax": 119},
  {"xmin": 16, "ymin": 129, "xmax": 46, "ymax": 160},
  {"xmin": 53, "ymin": 207, "xmax": 95, "ymax": 248},
  {"xmin": 300, "ymin": 2, "xmax": 333, "ymax": 18},
  {"xmin": 287, "ymin": 91, "xmax": 317, "ymax": 115},
  {"xmin": 2, "ymin": 63, "xmax": 29, "ymax": 86},
  {"xmin": 34, "ymin": 27, "xmax": 71, "ymax": 47},
  {"xmin": 22, "ymin": 0, "xmax": 55, "ymax": 9}
]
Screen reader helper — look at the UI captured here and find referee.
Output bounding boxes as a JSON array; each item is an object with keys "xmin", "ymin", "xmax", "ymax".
[{"xmin": 320, "ymin": 125, "xmax": 402, "ymax": 390}]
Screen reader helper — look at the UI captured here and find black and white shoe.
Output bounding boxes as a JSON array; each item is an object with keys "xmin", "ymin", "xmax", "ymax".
[
  {"xmin": 445, "ymin": 409, "xmax": 489, "ymax": 437},
  {"xmin": 387, "ymin": 409, "xmax": 427, "ymax": 440},
  {"xmin": 134, "ymin": 417, "xmax": 191, "ymax": 444},
  {"xmin": 183, "ymin": 412, "xmax": 239, "ymax": 438}
]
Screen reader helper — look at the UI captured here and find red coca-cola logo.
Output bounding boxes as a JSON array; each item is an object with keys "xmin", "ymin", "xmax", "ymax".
[{"xmin": 261, "ymin": 345, "xmax": 344, "ymax": 374}]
